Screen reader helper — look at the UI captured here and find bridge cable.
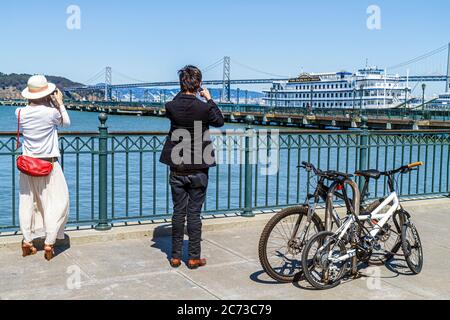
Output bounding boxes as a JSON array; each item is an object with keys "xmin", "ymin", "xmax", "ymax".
[
  {"xmin": 202, "ymin": 58, "xmax": 224, "ymax": 73},
  {"xmin": 388, "ymin": 44, "xmax": 447, "ymax": 70},
  {"xmin": 83, "ymin": 68, "xmax": 107, "ymax": 85},
  {"xmin": 114, "ymin": 70, "xmax": 151, "ymax": 84},
  {"xmin": 233, "ymin": 59, "xmax": 289, "ymax": 78}
]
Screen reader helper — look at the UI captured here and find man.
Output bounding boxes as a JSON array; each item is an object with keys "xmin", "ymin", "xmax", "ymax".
[{"xmin": 160, "ymin": 65, "xmax": 224, "ymax": 269}]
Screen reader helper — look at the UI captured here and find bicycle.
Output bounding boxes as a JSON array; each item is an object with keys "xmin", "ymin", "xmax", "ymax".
[
  {"xmin": 258, "ymin": 162, "xmax": 379, "ymax": 283},
  {"xmin": 301, "ymin": 162, "xmax": 424, "ymax": 290}
]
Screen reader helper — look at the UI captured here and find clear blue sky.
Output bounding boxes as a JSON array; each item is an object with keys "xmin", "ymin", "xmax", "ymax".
[{"xmin": 1, "ymin": 0, "xmax": 449, "ymax": 93}]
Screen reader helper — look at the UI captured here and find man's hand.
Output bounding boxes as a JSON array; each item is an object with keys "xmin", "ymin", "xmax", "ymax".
[{"xmin": 200, "ymin": 87, "xmax": 212, "ymax": 101}]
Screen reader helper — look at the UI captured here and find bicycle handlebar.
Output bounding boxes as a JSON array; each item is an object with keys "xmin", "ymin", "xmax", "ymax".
[
  {"xmin": 299, "ymin": 162, "xmax": 353, "ymax": 180},
  {"xmin": 407, "ymin": 162, "xmax": 424, "ymax": 169},
  {"xmin": 383, "ymin": 162, "xmax": 425, "ymax": 176}
]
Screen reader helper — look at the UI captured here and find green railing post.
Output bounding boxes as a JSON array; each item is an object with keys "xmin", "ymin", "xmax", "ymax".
[
  {"xmin": 96, "ymin": 113, "xmax": 111, "ymax": 231},
  {"xmin": 358, "ymin": 116, "xmax": 369, "ymax": 191},
  {"xmin": 242, "ymin": 115, "xmax": 255, "ymax": 217}
]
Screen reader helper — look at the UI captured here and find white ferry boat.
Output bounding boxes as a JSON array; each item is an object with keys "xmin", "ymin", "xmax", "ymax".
[{"xmin": 263, "ymin": 67, "xmax": 410, "ymax": 109}]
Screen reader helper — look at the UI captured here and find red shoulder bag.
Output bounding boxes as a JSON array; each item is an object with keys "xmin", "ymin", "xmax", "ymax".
[{"xmin": 16, "ymin": 110, "xmax": 54, "ymax": 177}]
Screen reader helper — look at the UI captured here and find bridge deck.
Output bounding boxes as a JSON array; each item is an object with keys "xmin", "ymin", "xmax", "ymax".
[{"xmin": 1, "ymin": 198, "xmax": 449, "ymax": 300}]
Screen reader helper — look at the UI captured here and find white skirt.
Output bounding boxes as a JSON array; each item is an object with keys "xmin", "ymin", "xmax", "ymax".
[{"xmin": 19, "ymin": 162, "xmax": 70, "ymax": 245}]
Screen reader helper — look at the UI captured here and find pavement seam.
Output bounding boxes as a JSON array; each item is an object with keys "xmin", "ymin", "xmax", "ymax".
[
  {"xmin": 62, "ymin": 251, "xmax": 96, "ymax": 282},
  {"xmin": 378, "ymin": 277, "xmax": 432, "ymax": 299},
  {"xmin": 203, "ymin": 238, "xmax": 254, "ymax": 262},
  {"xmin": 175, "ymin": 270, "xmax": 223, "ymax": 300}
]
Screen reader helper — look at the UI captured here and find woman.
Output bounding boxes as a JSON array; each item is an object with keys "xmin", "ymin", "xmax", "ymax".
[{"xmin": 17, "ymin": 75, "xmax": 71, "ymax": 261}]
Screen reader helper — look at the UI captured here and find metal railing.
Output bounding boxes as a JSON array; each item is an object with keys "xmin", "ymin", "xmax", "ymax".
[{"xmin": 0, "ymin": 115, "xmax": 449, "ymax": 232}]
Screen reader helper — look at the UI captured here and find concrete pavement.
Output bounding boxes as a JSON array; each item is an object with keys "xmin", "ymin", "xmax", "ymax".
[{"xmin": 0, "ymin": 198, "xmax": 449, "ymax": 300}]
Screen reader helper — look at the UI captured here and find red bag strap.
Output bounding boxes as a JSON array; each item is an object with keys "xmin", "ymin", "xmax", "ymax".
[{"xmin": 16, "ymin": 110, "xmax": 21, "ymax": 150}]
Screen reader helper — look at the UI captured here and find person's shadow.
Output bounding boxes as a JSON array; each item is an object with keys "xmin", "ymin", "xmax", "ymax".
[{"xmin": 150, "ymin": 224, "xmax": 190, "ymax": 262}]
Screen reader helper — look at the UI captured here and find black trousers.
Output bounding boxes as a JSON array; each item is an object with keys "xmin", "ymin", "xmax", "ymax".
[{"xmin": 169, "ymin": 171, "xmax": 208, "ymax": 260}]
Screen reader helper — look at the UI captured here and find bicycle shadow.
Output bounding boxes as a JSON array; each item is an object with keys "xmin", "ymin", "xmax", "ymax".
[
  {"xmin": 249, "ymin": 269, "xmax": 304, "ymax": 285},
  {"xmin": 384, "ymin": 258, "xmax": 415, "ymax": 276}
]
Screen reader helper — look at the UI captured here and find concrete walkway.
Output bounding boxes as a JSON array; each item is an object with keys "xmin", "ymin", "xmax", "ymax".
[{"xmin": 0, "ymin": 198, "xmax": 449, "ymax": 300}]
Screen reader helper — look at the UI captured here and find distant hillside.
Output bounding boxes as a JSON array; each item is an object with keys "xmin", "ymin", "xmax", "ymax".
[
  {"xmin": 114, "ymin": 87, "xmax": 264, "ymax": 103},
  {"xmin": 0, "ymin": 72, "xmax": 85, "ymax": 100},
  {"xmin": 0, "ymin": 72, "xmax": 83, "ymax": 90}
]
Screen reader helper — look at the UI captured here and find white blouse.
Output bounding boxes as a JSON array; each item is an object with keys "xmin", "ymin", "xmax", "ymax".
[{"xmin": 15, "ymin": 104, "xmax": 71, "ymax": 158}]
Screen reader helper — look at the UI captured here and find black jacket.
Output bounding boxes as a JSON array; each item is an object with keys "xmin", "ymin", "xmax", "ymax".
[{"xmin": 159, "ymin": 93, "xmax": 225, "ymax": 172}]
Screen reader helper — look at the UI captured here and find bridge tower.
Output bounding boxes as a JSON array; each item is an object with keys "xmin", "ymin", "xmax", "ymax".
[
  {"xmin": 222, "ymin": 56, "xmax": 231, "ymax": 103},
  {"xmin": 446, "ymin": 42, "xmax": 450, "ymax": 93},
  {"xmin": 105, "ymin": 67, "xmax": 112, "ymax": 101}
]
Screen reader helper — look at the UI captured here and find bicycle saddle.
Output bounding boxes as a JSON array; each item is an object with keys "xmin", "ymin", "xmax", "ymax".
[{"xmin": 355, "ymin": 170, "xmax": 381, "ymax": 180}]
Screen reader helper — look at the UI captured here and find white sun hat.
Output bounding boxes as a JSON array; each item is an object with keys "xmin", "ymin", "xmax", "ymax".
[{"xmin": 21, "ymin": 75, "xmax": 56, "ymax": 100}]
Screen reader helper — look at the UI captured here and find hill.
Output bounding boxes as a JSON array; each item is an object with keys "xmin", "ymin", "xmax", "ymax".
[
  {"xmin": 0, "ymin": 72, "xmax": 84, "ymax": 99},
  {"xmin": 0, "ymin": 72, "xmax": 83, "ymax": 90}
]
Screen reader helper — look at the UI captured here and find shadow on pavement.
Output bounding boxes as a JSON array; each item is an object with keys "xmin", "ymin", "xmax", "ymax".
[
  {"xmin": 150, "ymin": 224, "xmax": 189, "ymax": 262},
  {"xmin": 249, "ymin": 269, "xmax": 304, "ymax": 285},
  {"xmin": 385, "ymin": 258, "xmax": 414, "ymax": 276},
  {"xmin": 31, "ymin": 234, "xmax": 71, "ymax": 258}
]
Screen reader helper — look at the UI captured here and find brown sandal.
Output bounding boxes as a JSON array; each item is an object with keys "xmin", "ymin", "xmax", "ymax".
[
  {"xmin": 44, "ymin": 244, "xmax": 55, "ymax": 261},
  {"xmin": 22, "ymin": 241, "xmax": 37, "ymax": 257}
]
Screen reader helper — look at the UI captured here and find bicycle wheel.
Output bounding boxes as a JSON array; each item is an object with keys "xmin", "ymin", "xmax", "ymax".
[
  {"xmin": 258, "ymin": 206, "xmax": 323, "ymax": 283},
  {"xmin": 302, "ymin": 231, "xmax": 348, "ymax": 290},
  {"xmin": 402, "ymin": 220, "xmax": 423, "ymax": 274},
  {"xmin": 363, "ymin": 199, "xmax": 402, "ymax": 265}
]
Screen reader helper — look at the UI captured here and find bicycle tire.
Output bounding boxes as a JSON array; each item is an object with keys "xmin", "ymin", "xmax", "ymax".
[
  {"xmin": 402, "ymin": 220, "xmax": 423, "ymax": 274},
  {"xmin": 258, "ymin": 206, "xmax": 323, "ymax": 283},
  {"xmin": 301, "ymin": 231, "xmax": 348, "ymax": 290}
]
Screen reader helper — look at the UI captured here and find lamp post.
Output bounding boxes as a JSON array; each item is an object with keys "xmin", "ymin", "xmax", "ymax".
[
  {"xmin": 275, "ymin": 88, "xmax": 278, "ymax": 108},
  {"xmin": 359, "ymin": 84, "xmax": 364, "ymax": 115},
  {"xmin": 422, "ymin": 83, "xmax": 426, "ymax": 111},
  {"xmin": 270, "ymin": 88, "xmax": 274, "ymax": 108},
  {"xmin": 310, "ymin": 87, "xmax": 314, "ymax": 111},
  {"xmin": 404, "ymin": 87, "xmax": 408, "ymax": 118},
  {"xmin": 353, "ymin": 88, "xmax": 357, "ymax": 113}
]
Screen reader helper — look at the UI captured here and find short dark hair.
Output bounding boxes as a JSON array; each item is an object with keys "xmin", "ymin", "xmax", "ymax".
[{"xmin": 178, "ymin": 65, "xmax": 202, "ymax": 93}]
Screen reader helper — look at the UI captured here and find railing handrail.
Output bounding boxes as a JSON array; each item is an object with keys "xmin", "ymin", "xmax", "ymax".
[{"xmin": 1, "ymin": 129, "xmax": 450, "ymax": 137}]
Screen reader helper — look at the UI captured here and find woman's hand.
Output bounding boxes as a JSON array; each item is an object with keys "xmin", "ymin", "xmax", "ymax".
[
  {"xmin": 51, "ymin": 89, "xmax": 64, "ymax": 108},
  {"xmin": 200, "ymin": 87, "xmax": 212, "ymax": 101}
]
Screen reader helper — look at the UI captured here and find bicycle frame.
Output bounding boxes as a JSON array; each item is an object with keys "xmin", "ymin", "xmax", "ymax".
[{"xmin": 328, "ymin": 191, "xmax": 400, "ymax": 263}]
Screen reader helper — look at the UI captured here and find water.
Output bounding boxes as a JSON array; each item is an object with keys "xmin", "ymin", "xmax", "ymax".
[
  {"xmin": 0, "ymin": 105, "xmax": 448, "ymax": 230},
  {"xmin": 0, "ymin": 105, "xmax": 274, "ymax": 228},
  {"xmin": 0, "ymin": 106, "xmax": 249, "ymax": 132}
]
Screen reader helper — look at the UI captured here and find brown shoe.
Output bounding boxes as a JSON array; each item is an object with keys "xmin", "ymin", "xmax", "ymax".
[
  {"xmin": 170, "ymin": 258, "xmax": 182, "ymax": 268},
  {"xmin": 44, "ymin": 244, "xmax": 55, "ymax": 261},
  {"xmin": 21, "ymin": 241, "xmax": 37, "ymax": 257},
  {"xmin": 187, "ymin": 258, "xmax": 207, "ymax": 270}
]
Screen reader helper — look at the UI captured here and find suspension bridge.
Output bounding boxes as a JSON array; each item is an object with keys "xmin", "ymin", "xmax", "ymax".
[{"xmin": 65, "ymin": 43, "xmax": 450, "ymax": 103}]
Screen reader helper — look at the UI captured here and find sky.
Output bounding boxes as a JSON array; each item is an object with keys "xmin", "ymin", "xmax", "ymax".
[{"xmin": 1, "ymin": 0, "xmax": 449, "ymax": 94}]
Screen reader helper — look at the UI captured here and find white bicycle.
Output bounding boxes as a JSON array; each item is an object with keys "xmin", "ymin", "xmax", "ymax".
[{"xmin": 301, "ymin": 162, "xmax": 424, "ymax": 290}]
